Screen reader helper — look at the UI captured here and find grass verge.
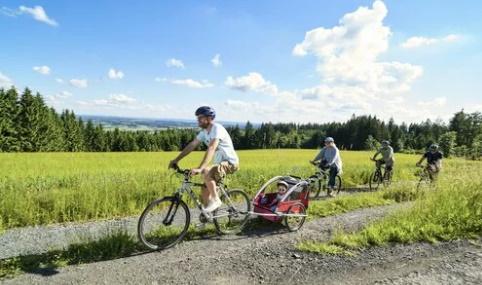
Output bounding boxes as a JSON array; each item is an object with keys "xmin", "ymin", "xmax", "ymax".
[{"xmin": 297, "ymin": 163, "xmax": 482, "ymax": 255}]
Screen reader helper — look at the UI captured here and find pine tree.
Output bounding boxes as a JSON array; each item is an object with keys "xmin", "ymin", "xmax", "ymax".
[
  {"xmin": 0, "ymin": 88, "xmax": 20, "ymax": 151},
  {"xmin": 84, "ymin": 120, "xmax": 96, "ymax": 151},
  {"xmin": 16, "ymin": 88, "xmax": 40, "ymax": 151},
  {"xmin": 61, "ymin": 110, "xmax": 84, "ymax": 151}
]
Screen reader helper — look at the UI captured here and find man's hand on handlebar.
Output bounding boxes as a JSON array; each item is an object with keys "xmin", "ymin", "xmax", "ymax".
[{"xmin": 190, "ymin": 168, "xmax": 203, "ymax": 176}]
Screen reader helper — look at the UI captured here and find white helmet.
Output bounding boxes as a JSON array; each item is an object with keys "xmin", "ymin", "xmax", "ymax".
[{"xmin": 277, "ymin": 180, "xmax": 289, "ymax": 188}]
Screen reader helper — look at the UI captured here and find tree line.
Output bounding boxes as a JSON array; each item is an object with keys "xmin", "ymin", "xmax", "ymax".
[{"xmin": 1, "ymin": 87, "xmax": 481, "ymax": 158}]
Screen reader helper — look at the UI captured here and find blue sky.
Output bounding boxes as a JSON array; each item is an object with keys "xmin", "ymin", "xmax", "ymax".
[{"xmin": 1, "ymin": 0, "xmax": 481, "ymax": 123}]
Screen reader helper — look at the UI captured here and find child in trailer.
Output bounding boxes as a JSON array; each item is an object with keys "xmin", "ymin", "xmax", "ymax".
[{"xmin": 261, "ymin": 180, "xmax": 289, "ymax": 212}]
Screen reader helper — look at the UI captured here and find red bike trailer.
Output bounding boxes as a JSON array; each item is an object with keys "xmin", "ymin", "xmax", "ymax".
[{"xmin": 249, "ymin": 175, "xmax": 310, "ymax": 231}]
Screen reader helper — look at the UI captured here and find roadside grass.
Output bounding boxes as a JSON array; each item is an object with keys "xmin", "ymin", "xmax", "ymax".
[
  {"xmin": 307, "ymin": 176, "xmax": 428, "ymax": 219},
  {"xmin": 0, "ymin": 150, "xmax": 419, "ymax": 230},
  {"xmin": 297, "ymin": 160, "xmax": 482, "ymax": 255}
]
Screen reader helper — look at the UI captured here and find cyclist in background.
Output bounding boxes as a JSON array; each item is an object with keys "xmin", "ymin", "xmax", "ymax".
[
  {"xmin": 416, "ymin": 144, "xmax": 443, "ymax": 181},
  {"xmin": 372, "ymin": 140, "xmax": 395, "ymax": 173},
  {"xmin": 310, "ymin": 137, "xmax": 342, "ymax": 197}
]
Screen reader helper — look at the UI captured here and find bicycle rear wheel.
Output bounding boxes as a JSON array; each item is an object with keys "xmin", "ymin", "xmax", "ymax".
[
  {"xmin": 214, "ymin": 189, "xmax": 251, "ymax": 234},
  {"xmin": 138, "ymin": 197, "xmax": 190, "ymax": 250},
  {"xmin": 334, "ymin": 175, "xmax": 343, "ymax": 194},
  {"xmin": 369, "ymin": 170, "xmax": 382, "ymax": 191},
  {"xmin": 383, "ymin": 170, "xmax": 392, "ymax": 187}
]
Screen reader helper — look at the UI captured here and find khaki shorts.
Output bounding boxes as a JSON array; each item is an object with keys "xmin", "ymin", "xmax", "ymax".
[{"xmin": 206, "ymin": 161, "xmax": 239, "ymax": 182}]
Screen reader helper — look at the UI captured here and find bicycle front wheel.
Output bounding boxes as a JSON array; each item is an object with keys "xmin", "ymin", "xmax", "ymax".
[
  {"xmin": 308, "ymin": 175, "xmax": 322, "ymax": 199},
  {"xmin": 137, "ymin": 197, "xmax": 190, "ymax": 250},
  {"xmin": 214, "ymin": 189, "xmax": 251, "ymax": 234},
  {"xmin": 369, "ymin": 171, "xmax": 381, "ymax": 191}
]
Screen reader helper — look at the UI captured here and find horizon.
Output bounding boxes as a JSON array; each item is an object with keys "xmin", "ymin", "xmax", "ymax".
[
  {"xmin": 1, "ymin": 0, "xmax": 481, "ymax": 124},
  {"xmin": 77, "ymin": 110, "xmax": 463, "ymax": 127}
]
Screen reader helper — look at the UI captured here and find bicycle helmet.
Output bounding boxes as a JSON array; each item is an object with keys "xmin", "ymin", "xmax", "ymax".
[
  {"xmin": 277, "ymin": 180, "xmax": 289, "ymax": 188},
  {"xmin": 324, "ymin": 137, "xmax": 334, "ymax": 143},
  {"xmin": 429, "ymin": 144, "xmax": 439, "ymax": 150},
  {"xmin": 195, "ymin": 106, "xmax": 216, "ymax": 119},
  {"xmin": 381, "ymin": 140, "xmax": 390, "ymax": 146}
]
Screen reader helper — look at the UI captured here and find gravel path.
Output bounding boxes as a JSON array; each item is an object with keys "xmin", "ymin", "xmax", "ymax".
[
  {"xmin": 0, "ymin": 187, "xmax": 366, "ymax": 260},
  {"xmin": 2, "ymin": 201, "xmax": 480, "ymax": 284}
]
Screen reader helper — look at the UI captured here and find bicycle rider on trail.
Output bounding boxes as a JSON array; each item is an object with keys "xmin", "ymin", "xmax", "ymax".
[
  {"xmin": 310, "ymin": 137, "xmax": 343, "ymax": 197},
  {"xmin": 416, "ymin": 144, "xmax": 443, "ymax": 181},
  {"xmin": 372, "ymin": 140, "xmax": 395, "ymax": 173},
  {"xmin": 168, "ymin": 106, "xmax": 240, "ymax": 213}
]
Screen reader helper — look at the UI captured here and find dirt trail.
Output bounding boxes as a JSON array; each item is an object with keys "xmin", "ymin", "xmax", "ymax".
[
  {"xmin": 2, "ymin": 202, "xmax": 480, "ymax": 285},
  {"xmin": 0, "ymin": 187, "xmax": 366, "ymax": 260}
]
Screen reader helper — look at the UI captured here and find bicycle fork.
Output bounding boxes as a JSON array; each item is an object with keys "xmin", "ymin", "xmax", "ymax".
[{"xmin": 162, "ymin": 197, "xmax": 180, "ymax": 226}]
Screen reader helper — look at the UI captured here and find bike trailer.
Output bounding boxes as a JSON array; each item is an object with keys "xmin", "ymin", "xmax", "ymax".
[{"xmin": 252, "ymin": 176, "xmax": 309, "ymax": 223}]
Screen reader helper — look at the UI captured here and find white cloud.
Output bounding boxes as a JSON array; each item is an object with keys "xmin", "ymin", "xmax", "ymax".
[
  {"xmin": 76, "ymin": 94, "xmax": 176, "ymax": 117},
  {"xmin": 57, "ymin": 91, "xmax": 72, "ymax": 98},
  {"xmin": 211, "ymin": 54, "xmax": 222, "ymax": 67},
  {"xmin": 156, "ymin": 77, "xmax": 213, "ymax": 88},
  {"xmin": 69, "ymin": 79, "xmax": 88, "ymax": 88},
  {"xmin": 1, "ymin": 7, "xmax": 19, "ymax": 17},
  {"xmin": 0, "ymin": 72, "xmax": 13, "ymax": 88},
  {"xmin": 33, "ymin": 65, "xmax": 51, "ymax": 75},
  {"xmin": 225, "ymin": 72, "xmax": 278, "ymax": 95},
  {"xmin": 292, "ymin": 0, "xmax": 422, "ymax": 95},
  {"xmin": 44, "ymin": 91, "xmax": 73, "ymax": 109},
  {"xmin": 18, "ymin": 6, "xmax": 58, "ymax": 26},
  {"xmin": 55, "ymin": 78, "xmax": 64, "ymax": 83},
  {"xmin": 172, "ymin": 79, "xmax": 213, "ymax": 89},
  {"xmin": 220, "ymin": 1, "xmax": 439, "ymax": 123},
  {"xmin": 163, "ymin": 78, "xmax": 214, "ymax": 89},
  {"xmin": 401, "ymin": 34, "xmax": 462, "ymax": 49},
  {"xmin": 94, "ymin": 94, "xmax": 136, "ymax": 107},
  {"xmin": 108, "ymin": 68, "xmax": 124, "ymax": 80},
  {"xmin": 165, "ymin": 58, "xmax": 185, "ymax": 69},
  {"xmin": 417, "ymin": 97, "xmax": 447, "ymax": 107}
]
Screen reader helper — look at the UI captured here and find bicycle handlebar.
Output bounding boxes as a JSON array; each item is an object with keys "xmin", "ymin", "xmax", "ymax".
[{"xmin": 170, "ymin": 163, "xmax": 191, "ymax": 177}]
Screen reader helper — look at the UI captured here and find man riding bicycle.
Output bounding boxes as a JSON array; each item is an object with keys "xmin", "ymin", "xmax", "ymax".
[
  {"xmin": 168, "ymin": 106, "xmax": 239, "ymax": 212},
  {"xmin": 310, "ymin": 137, "xmax": 342, "ymax": 197},
  {"xmin": 416, "ymin": 144, "xmax": 443, "ymax": 181},
  {"xmin": 372, "ymin": 140, "xmax": 395, "ymax": 172}
]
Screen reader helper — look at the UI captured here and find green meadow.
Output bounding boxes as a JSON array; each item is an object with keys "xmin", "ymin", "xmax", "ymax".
[{"xmin": 0, "ymin": 150, "xmax": 421, "ymax": 230}]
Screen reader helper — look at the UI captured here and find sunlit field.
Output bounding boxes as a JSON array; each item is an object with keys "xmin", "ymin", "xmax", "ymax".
[{"xmin": 0, "ymin": 150, "xmax": 471, "ymax": 230}]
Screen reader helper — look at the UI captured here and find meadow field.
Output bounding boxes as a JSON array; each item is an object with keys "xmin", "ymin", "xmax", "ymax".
[{"xmin": 0, "ymin": 150, "xmax": 479, "ymax": 232}]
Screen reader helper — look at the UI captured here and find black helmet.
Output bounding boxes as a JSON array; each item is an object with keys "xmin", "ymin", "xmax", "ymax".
[
  {"xmin": 195, "ymin": 106, "xmax": 216, "ymax": 119},
  {"xmin": 430, "ymin": 144, "xmax": 439, "ymax": 150}
]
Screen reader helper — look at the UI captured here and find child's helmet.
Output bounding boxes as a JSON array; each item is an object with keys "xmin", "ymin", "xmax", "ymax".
[{"xmin": 277, "ymin": 180, "xmax": 289, "ymax": 188}]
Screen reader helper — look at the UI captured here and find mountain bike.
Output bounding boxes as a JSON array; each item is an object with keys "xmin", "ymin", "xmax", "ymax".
[
  {"xmin": 137, "ymin": 164, "xmax": 250, "ymax": 250},
  {"xmin": 416, "ymin": 164, "xmax": 435, "ymax": 191},
  {"xmin": 308, "ymin": 161, "xmax": 342, "ymax": 198},
  {"xmin": 369, "ymin": 158, "xmax": 393, "ymax": 191}
]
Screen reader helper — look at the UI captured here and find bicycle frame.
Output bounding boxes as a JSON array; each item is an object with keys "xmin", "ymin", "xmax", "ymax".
[{"xmin": 174, "ymin": 175, "xmax": 240, "ymax": 219}]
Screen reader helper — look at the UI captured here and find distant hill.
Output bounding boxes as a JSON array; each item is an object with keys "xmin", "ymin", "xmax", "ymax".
[{"xmin": 79, "ymin": 115, "xmax": 251, "ymax": 131}]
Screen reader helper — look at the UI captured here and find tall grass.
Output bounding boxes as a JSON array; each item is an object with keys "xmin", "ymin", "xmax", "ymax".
[
  {"xmin": 0, "ymin": 150, "xmax": 419, "ymax": 229},
  {"xmin": 298, "ymin": 159, "xmax": 482, "ymax": 255}
]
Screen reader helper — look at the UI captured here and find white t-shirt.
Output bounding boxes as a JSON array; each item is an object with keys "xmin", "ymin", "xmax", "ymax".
[{"xmin": 196, "ymin": 123, "xmax": 239, "ymax": 165}]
